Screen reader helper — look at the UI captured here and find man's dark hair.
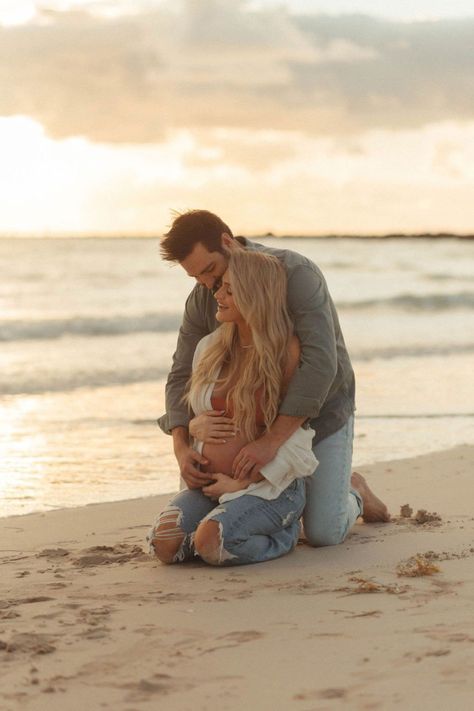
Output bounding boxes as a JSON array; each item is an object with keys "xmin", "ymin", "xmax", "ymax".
[{"xmin": 160, "ymin": 210, "xmax": 234, "ymax": 262}]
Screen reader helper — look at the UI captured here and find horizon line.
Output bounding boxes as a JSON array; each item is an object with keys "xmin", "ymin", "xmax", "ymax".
[{"xmin": 1, "ymin": 231, "xmax": 473, "ymax": 241}]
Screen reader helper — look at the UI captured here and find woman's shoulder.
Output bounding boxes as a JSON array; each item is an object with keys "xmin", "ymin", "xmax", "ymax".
[{"xmin": 192, "ymin": 329, "xmax": 222, "ymax": 368}]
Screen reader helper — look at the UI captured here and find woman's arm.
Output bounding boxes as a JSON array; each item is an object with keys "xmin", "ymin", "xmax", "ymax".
[{"xmin": 201, "ymin": 472, "xmax": 256, "ymax": 500}]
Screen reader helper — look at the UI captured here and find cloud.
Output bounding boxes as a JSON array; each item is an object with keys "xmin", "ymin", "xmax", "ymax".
[
  {"xmin": 0, "ymin": 1, "xmax": 473, "ymax": 143},
  {"xmin": 2, "ymin": 113, "xmax": 473, "ymax": 235}
]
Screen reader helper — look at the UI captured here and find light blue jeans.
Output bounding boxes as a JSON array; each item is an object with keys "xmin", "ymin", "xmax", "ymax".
[
  {"xmin": 148, "ymin": 479, "xmax": 306, "ymax": 566},
  {"xmin": 303, "ymin": 414, "xmax": 362, "ymax": 546}
]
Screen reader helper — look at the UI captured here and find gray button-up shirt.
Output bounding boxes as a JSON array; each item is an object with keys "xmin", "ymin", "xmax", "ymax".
[{"xmin": 157, "ymin": 238, "xmax": 355, "ymax": 444}]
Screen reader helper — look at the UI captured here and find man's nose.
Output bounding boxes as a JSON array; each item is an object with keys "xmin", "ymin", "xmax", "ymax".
[{"xmin": 197, "ymin": 275, "xmax": 214, "ymax": 288}]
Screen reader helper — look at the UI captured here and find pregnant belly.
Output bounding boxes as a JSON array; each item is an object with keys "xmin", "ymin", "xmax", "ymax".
[
  {"xmin": 202, "ymin": 435, "xmax": 249, "ymax": 477},
  {"xmin": 202, "ymin": 429, "xmax": 264, "ymax": 477}
]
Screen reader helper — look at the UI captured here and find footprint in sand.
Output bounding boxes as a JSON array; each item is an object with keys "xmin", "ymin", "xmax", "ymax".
[
  {"xmin": 294, "ymin": 687, "xmax": 348, "ymax": 701},
  {"xmin": 201, "ymin": 629, "xmax": 264, "ymax": 655},
  {"xmin": 0, "ymin": 633, "xmax": 56, "ymax": 655},
  {"xmin": 72, "ymin": 544, "xmax": 147, "ymax": 568},
  {"xmin": 37, "ymin": 548, "xmax": 71, "ymax": 559},
  {"xmin": 77, "ymin": 606, "xmax": 113, "ymax": 626},
  {"xmin": 70, "ymin": 606, "xmax": 113, "ymax": 639},
  {"xmin": 120, "ymin": 674, "xmax": 196, "ymax": 702},
  {"xmin": 78, "ymin": 627, "xmax": 110, "ymax": 640},
  {"xmin": 0, "ymin": 596, "xmax": 54, "ymax": 611},
  {"xmin": 1, "ymin": 608, "xmax": 21, "ymax": 620},
  {"xmin": 219, "ymin": 630, "xmax": 263, "ymax": 643}
]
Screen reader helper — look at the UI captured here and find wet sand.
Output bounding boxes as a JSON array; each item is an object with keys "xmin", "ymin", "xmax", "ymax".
[{"xmin": 1, "ymin": 445, "xmax": 473, "ymax": 710}]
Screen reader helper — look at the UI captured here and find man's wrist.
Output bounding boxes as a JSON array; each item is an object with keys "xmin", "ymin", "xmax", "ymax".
[
  {"xmin": 264, "ymin": 414, "xmax": 306, "ymax": 448},
  {"xmin": 171, "ymin": 426, "xmax": 190, "ymax": 454}
]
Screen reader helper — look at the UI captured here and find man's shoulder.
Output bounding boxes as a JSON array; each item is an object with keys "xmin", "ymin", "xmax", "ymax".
[
  {"xmin": 244, "ymin": 238, "xmax": 322, "ymax": 278},
  {"xmin": 183, "ymin": 284, "xmax": 220, "ymax": 335}
]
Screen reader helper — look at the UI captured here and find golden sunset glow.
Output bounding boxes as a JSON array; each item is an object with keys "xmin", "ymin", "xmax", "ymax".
[{"xmin": 2, "ymin": 0, "xmax": 474, "ymax": 235}]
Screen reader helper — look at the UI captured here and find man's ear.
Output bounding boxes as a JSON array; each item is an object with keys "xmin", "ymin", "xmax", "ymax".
[{"xmin": 221, "ymin": 232, "xmax": 235, "ymax": 250}]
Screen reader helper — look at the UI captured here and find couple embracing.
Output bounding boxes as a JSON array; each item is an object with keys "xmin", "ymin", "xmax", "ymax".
[{"xmin": 148, "ymin": 210, "xmax": 389, "ymax": 566}]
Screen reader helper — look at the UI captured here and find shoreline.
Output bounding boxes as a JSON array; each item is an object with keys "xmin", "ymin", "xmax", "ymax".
[
  {"xmin": 1, "ymin": 441, "xmax": 471, "ymax": 522},
  {"xmin": 1, "ymin": 444, "xmax": 473, "ymax": 710}
]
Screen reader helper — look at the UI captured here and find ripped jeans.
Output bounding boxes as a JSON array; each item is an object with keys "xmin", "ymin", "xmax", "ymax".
[{"xmin": 147, "ymin": 479, "xmax": 306, "ymax": 566}]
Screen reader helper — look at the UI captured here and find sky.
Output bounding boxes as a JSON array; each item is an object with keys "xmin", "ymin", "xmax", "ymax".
[{"xmin": 1, "ymin": 0, "xmax": 474, "ymax": 236}]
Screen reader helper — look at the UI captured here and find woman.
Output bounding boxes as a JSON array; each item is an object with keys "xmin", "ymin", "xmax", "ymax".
[{"xmin": 147, "ymin": 250, "xmax": 317, "ymax": 566}]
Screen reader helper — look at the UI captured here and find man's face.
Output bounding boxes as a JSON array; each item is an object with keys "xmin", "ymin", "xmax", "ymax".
[{"xmin": 180, "ymin": 240, "xmax": 229, "ymax": 291}]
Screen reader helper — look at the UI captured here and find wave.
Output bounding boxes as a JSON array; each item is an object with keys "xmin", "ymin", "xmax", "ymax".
[
  {"xmin": 2, "ymin": 291, "xmax": 473, "ymax": 343},
  {"xmin": 0, "ymin": 366, "xmax": 170, "ymax": 396},
  {"xmin": 351, "ymin": 342, "xmax": 474, "ymax": 361},
  {"xmin": 337, "ymin": 291, "xmax": 474, "ymax": 312},
  {"xmin": 0, "ymin": 312, "xmax": 182, "ymax": 342},
  {"xmin": 2, "ymin": 342, "xmax": 473, "ymax": 396},
  {"xmin": 423, "ymin": 273, "xmax": 474, "ymax": 284}
]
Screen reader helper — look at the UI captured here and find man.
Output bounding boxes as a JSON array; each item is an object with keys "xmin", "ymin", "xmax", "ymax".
[{"xmin": 158, "ymin": 210, "xmax": 389, "ymax": 546}]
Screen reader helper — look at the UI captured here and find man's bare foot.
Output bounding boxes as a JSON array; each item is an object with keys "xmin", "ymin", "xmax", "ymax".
[{"xmin": 351, "ymin": 471, "xmax": 391, "ymax": 523}]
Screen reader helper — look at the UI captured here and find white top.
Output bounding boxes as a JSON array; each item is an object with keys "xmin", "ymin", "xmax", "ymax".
[{"xmin": 187, "ymin": 331, "xmax": 318, "ymax": 503}]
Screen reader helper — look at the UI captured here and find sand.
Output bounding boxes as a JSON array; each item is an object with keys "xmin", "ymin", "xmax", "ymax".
[{"xmin": 1, "ymin": 444, "xmax": 473, "ymax": 711}]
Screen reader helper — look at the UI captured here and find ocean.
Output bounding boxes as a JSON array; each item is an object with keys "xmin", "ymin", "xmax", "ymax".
[{"xmin": 1, "ymin": 236, "xmax": 473, "ymax": 517}]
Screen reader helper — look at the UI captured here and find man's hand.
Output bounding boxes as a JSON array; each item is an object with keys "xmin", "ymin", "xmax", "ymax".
[
  {"xmin": 172, "ymin": 425, "xmax": 214, "ymax": 489},
  {"xmin": 202, "ymin": 472, "xmax": 251, "ymax": 500},
  {"xmin": 232, "ymin": 434, "xmax": 280, "ymax": 480},
  {"xmin": 232, "ymin": 415, "xmax": 306, "ymax": 480},
  {"xmin": 189, "ymin": 410, "xmax": 235, "ymax": 444},
  {"xmin": 175, "ymin": 445, "xmax": 215, "ymax": 489}
]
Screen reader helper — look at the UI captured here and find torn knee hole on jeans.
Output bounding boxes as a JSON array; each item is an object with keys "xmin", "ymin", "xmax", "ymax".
[
  {"xmin": 148, "ymin": 505, "xmax": 185, "ymax": 554},
  {"xmin": 196, "ymin": 519, "xmax": 236, "ymax": 565}
]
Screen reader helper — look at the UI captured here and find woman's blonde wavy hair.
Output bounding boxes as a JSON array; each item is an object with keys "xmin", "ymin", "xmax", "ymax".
[{"xmin": 186, "ymin": 250, "xmax": 293, "ymax": 440}]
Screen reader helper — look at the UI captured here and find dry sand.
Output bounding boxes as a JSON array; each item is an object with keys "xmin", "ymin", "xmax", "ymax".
[{"xmin": 1, "ymin": 445, "xmax": 473, "ymax": 711}]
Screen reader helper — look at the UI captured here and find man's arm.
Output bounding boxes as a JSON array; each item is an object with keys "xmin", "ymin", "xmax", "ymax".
[
  {"xmin": 279, "ymin": 263, "xmax": 338, "ymax": 418},
  {"xmin": 157, "ymin": 287, "xmax": 216, "ymax": 487},
  {"xmin": 171, "ymin": 426, "xmax": 214, "ymax": 489},
  {"xmin": 157, "ymin": 289, "xmax": 209, "ymax": 435}
]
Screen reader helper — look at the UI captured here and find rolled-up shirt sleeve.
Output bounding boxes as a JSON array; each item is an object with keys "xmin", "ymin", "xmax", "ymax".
[
  {"xmin": 279, "ymin": 264, "xmax": 338, "ymax": 420},
  {"xmin": 259, "ymin": 427, "xmax": 317, "ymax": 491},
  {"xmin": 157, "ymin": 290, "xmax": 210, "ymax": 435}
]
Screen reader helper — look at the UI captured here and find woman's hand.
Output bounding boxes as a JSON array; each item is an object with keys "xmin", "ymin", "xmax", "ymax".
[
  {"xmin": 189, "ymin": 410, "xmax": 235, "ymax": 444},
  {"xmin": 202, "ymin": 473, "xmax": 251, "ymax": 500}
]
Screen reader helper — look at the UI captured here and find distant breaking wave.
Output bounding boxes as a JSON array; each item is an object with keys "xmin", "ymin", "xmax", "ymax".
[
  {"xmin": 352, "ymin": 343, "xmax": 474, "ymax": 361},
  {"xmin": 0, "ymin": 312, "xmax": 182, "ymax": 342},
  {"xmin": 1, "ymin": 291, "xmax": 473, "ymax": 343},
  {"xmin": 2, "ymin": 343, "xmax": 474, "ymax": 396},
  {"xmin": 0, "ymin": 366, "xmax": 170, "ymax": 396},
  {"xmin": 337, "ymin": 291, "xmax": 474, "ymax": 312}
]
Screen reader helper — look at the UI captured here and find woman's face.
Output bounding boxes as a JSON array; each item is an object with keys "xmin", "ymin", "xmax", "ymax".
[{"xmin": 214, "ymin": 270, "xmax": 244, "ymax": 324}]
